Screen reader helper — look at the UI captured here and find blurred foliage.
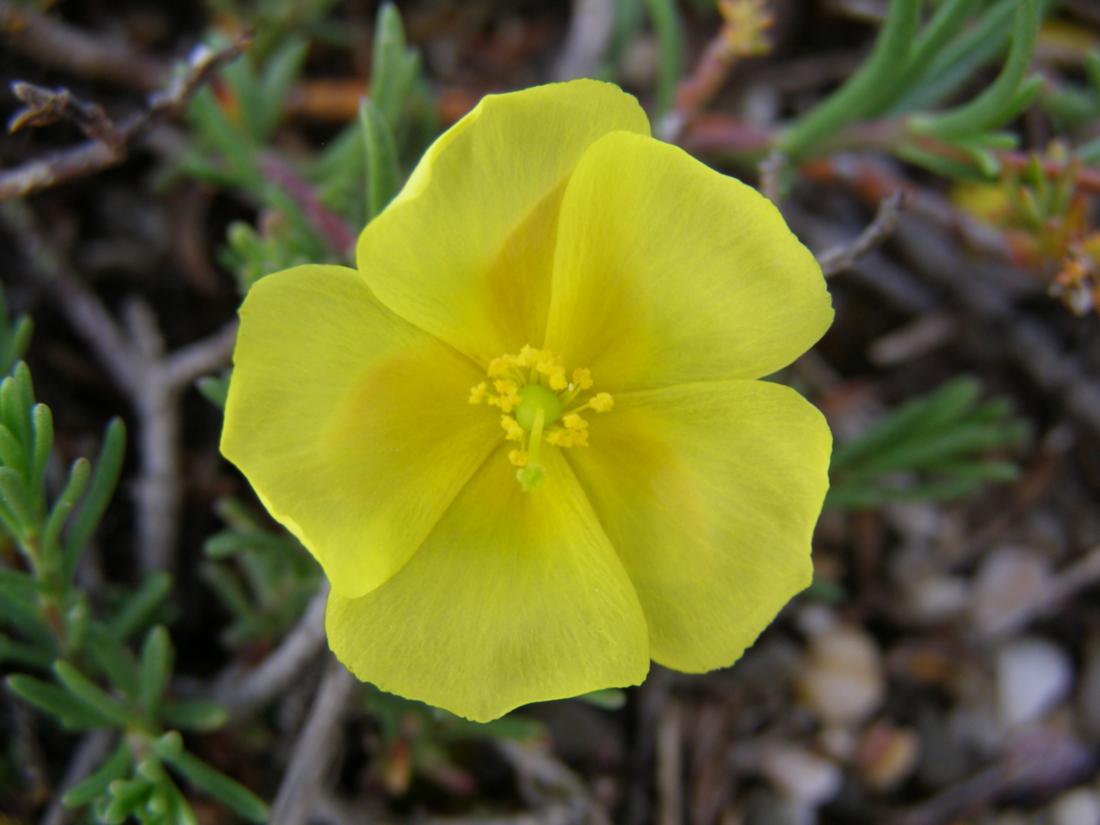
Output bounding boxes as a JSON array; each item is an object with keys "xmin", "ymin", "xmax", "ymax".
[
  {"xmin": 0, "ymin": 287, "xmax": 266, "ymax": 823},
  {"xmin": 779, "ymin": 0, "xmax": 1050, "ymax": 177},
  {"xmin": 203, "ymin": 498, "xmax": 320, "ymax": 649},
  {"xmin": 827, "ymin": 377, "xmax": 1028, "ymax": 510},
  {"xmin": 363, "ymin": 687, "xmax": 544, "ymax": 798}
]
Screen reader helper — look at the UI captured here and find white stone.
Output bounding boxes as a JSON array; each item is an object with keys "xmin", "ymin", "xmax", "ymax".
[{"xmin": 996, "ymin": 637, "xmax": 1073, "ymax": 729}]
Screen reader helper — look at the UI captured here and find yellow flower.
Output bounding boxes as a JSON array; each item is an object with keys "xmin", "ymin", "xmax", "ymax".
[{"xmin": 221, "ymin": 80, "xmax": 833, "ymax": 722}]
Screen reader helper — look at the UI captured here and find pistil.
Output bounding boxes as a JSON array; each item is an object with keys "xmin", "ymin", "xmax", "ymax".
[{"xmin": 470, "ymin": 345, "xmax": 614, "ymax": 490}]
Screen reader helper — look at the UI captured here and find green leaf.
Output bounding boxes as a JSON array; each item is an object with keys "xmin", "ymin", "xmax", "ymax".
[
  {"xmin": 30, "ymin": 403, "xmax": 52, "ymax": 496},
  {"xmin": 6, "ymin": 674, "xmax": 112, "ymax": 729},
  {"xmin": 641, "ymin": 0, "xmax": 682, "ymax": 120},
  {"xmin": 139, "ymin": 626, "xmax": 174, "ymax": 720},
  {"xmin": 4, "ymin": 363, "xmax": 34, "ymax": 448},
  {"xmin": 0, "ymin": 466, "xmax": 37, "ymax": 539},
  {"xmin": 891, "ymin": 0, "xmax": 982, "ymax": 102},
  {"xmin": 84, "ymin": 624, "xmax": 141, "ymax": 699},
  {"xmin": 779, "ymin": 0, "xmax": 921, "ymax": 159},
  {"xmin": 891, "ymin": 0, "xmax": 1019, "ymax": 114},
  {"xmin": 258, "ymin": 38, "xmax": 310, "ymax": 139},
  {"xmin": 54, "ymin": 660, "xmax": 136, "ymax": 728},
  {"xmin": 62, "ymin": 739, "xmax": 131, "ymax": 807},
  {"xmin": 370, "ymin": 3, "xmax": 421, "ymax": 128},
  {"xmin": 187, "ymin": 88, "xmax": 264, "ymax": 191},
  {"xmin": 804, "ymin": 574, "xmax": 847, "ymax": 604},
  {"xmin": 196, "ymin": 371, "xmax": 230, "ymax": 410},
  {"xmin": 0, "ymin": 631, "xmax": 54, "ymax": 669},
  {"xmin": 63, "ymin": 418, "xmax": 125, "ymax": 580},
  {"xmin": 104, "ymin": 776, "xmax": 152, "ymax": 824},
  {"xmin": 577, "ymin": 688, "xmax": 627, "ymax": 710},
  {"xmin": 161, "ymin": 699, "xmax": 228, "ymax": 732},
  {"xmin": 108, "ymin": 571, "xmax": 173, "ymax": 642},
  {"xmin": 911, "ymin": 0, "xmax": 1040, "ymax": 139},
  {"xmin": 152, "ymin": 732, "xmax": 269, "ymax": 823},
  {"xmin": 0, "ymin": 285, "xmax": 32, "ymax": 375},
  {"xmin": 359, "ymin": 97, "xmax": 401, "ymax": 222},
  {"xmin": 0, "ymin": 424, "xmax": 27, "ymax": 478},
  {"xmin": 41, "ymin": 458, "xmax": 91, "ymax": 565},
  {"xmin": 163, "ymin": 776, "xmax": 199, "ymax": 825},
  {"xmin": 0, "ymin": 588, "xmax": 56, "ymax": 648}
]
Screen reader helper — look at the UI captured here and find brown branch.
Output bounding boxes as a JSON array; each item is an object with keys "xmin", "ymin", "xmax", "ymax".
[
  {"xmin": 801, "ymin": 154, "xmax": 1014, "ymax": 262},
  {"xmin": 819, "ymin": 190, "xmax": 907, "ymax": 277},
  {"xmin": 0, "ymin": 0, "xmax": 168, "ymax": 92},
  {"xmin": 270, "ymin": 658, "xmax": 358, "ymax": 825},
  {"xmin": 9, "ymin": 82, "xmax": 121, "ymax": 146},
  {"xmin": 662, "ymin": 0, "xmax": 774, "ymax": 142},
  {"xmin": 2, "ymin": 200, "xmax": 238, "ymax": 574},
  {"xmin": 216, "ymin": 585, "xmax": 329, "ymax": 720},
  {"xmin": 0, "ymin": 37, "xmax": 250, "ymax": 201}
]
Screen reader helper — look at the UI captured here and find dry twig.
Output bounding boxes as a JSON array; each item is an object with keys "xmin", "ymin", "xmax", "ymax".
[
  {"xmin": 818, "ymin": 190, "xmax": 907, "ymax": 277},
  {"xmin": 270, "ymin": 658, "xmax": 358, "ymax": 825},
  {"xmin": 552, "ymin": 0, "xmax": 615, "ymax": 81},
  {"xmin": 0, "ymin": 37, "xmax": 250, "ymax": 201},
  {"xmin": 0, "ymin": 0, "xmax": 168, "ymax": 91},
  {"xmin": 216, "ymin": 585, "xmax": 329, "ymax": 720},
  {"xmin": 1, "ymin": 201, "xmax": 237, "ymax": 573}
]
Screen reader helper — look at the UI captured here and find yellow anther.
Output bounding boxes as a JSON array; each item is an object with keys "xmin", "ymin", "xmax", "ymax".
[
  {"xmin": 517, "ymin": 345, "xmax": 539, "ymax": 366},
  {"xmin": 501, "ymin": 415, "xmax": 523, "ymax": 442},
  {"xmin": 562, "ymin": 413, "xmax": 588, "ymax": 431},
  {"xmin": 468, "ymin": 382, "xmax": 488, "ymax": 404},
  {"xmin": 589, "ymin": 393, "xmax": 614, "ymax": 412},
  {"xmin": 535, "ymin": 351, "xmax": 561, "ymax": 375},
  {"xmin": 488, "ymin": 357, "xmax": 512, "ymax": 377},
  {"xmin": 546, "ymin": 428, "xmax": 571, "ymax": 447},
  {"xmin": 474, "ymin": 345, "xmax": 610, "ymax": 485}
]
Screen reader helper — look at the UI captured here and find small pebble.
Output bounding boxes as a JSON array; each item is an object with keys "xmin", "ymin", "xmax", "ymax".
[
  {"xmin": 1048, "ymin": 787, "xmax": 1100, "ymax": 825},
  {"xmin": 970, "ymin": 548, "xmax": 1050, "ymax": 637},
  {"xmin": 799, "ymin": 625, "xmax": 884, "ymax": 726},
  {"xmin": 758, "ymin": 743, "xmax": 842, "ymax": 806},
  {"xmin": 856, "ymin": 721, "xmax": 920, "ymax": 791},
  {"xmin": 996, "ymin": 637, "xmax": 1073, "ymax": 728}
]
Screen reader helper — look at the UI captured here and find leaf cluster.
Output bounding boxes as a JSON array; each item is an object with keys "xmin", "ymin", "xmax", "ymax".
[
  {"xmin": 0, "ymin": 286, "xmax": 267, "ymax": 824},
  {"xmin": 827, "ymin": 377, "xmax": 1028, "ymax": 510},
  {"xmin": 779, "ymin": 0, "xmax": 1066, "ymax": 179},
  {"xmin": 203, "ymin": 498, "xmax": 320, "ymax": 649}
]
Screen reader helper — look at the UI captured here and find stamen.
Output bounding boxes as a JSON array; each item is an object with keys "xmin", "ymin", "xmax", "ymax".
[
  {"xmin": 469, "ymin": 345, "xmax": 615, "ymax": 490},
  {"xmin": 589, "ymin": 393, "xmax": 614, "ymax": 412},
  {"xmin": 468, "ymin": 382, "xmax": 488, "ymax": 404},
  {"xmin": 501, "ymin": 416, "xmax": 523, "ymax": 442}
]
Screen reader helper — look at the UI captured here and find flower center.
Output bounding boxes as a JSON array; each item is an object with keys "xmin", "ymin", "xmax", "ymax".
[
  {"xmin": 515, "ymin": 384, "xmax": 563, "ymax": 431},
  {"xmin": 468, "ymin": 345, "xmax": 614, "ymax": 491}
]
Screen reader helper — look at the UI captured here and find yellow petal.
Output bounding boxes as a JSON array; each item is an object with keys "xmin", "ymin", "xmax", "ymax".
[
  {"xmin": 545, "ymin": 131, "xmax": 833, "ymax": 390},
  {"xmin": 326, "ymin": 447, "xmax": 649, "ymax": 722},
  {"xmin": 566, "ymin": 379, "xmax": 831, "ymax": 672},
  {"xmin": 222, "ymin": 264, "xmax": 500, "ymax": 599},
  {"xmin": 356, "ymin": 80, "xmax": 650, "ymax": 365}
]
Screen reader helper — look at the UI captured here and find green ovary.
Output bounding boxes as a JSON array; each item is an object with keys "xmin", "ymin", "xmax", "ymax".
[{"xmin": 515, "ymin": 384, "xmax": 563, "ymax": 431}]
